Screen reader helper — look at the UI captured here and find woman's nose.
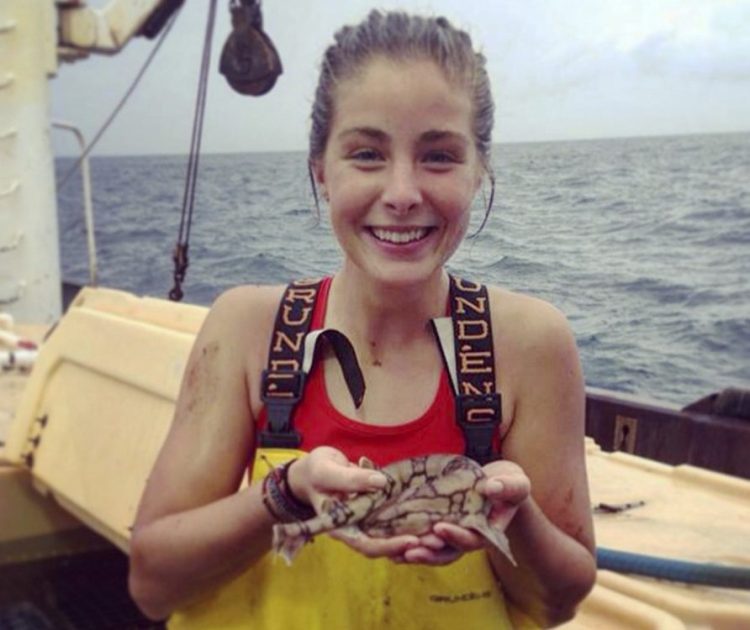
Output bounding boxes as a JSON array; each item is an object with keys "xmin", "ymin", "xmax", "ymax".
[{"xmin": 381, "ymin": 161, "xmax": 422, "ymax": 214}]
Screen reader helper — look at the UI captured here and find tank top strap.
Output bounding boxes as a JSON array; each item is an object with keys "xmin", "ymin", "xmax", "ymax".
[{"xmin": 310, "ymin": 276, "xmax": 333, "ymax": 329}]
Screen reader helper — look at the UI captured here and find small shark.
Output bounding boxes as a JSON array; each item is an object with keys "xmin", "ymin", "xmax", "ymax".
[{"xmin": 272, "ymin": 454, "xmax": 515, "ymax": 565}]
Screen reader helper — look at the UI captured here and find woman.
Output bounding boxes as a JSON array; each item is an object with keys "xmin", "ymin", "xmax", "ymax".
[{"xmin": 129, "ymin": 10, "xmax": 596, "ymax": 628}]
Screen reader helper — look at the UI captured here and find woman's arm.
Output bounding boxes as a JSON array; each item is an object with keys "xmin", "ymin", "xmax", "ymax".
[
  {"xmin": 128, "ymin": 286, "xmax": 277, "ymax": 619},
  {"xmin": 128, "ymin": 286, "xmax": 407, "ymax": 619},
  {"xmin": 485, "ymin": 297, "xmax": 596, "ymax": 626}
]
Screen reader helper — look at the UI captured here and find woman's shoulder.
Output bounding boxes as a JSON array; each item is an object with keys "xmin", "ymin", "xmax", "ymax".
[
  {"xmin": 483, "ymin": 285, "xmax": 584, "ymax": 444},
  {"xmin": 486, "ymin": 284, "xmax": 569, "ymax": 326},
  {"xmin": 197, "ymin": 283, "xmax": 287, "ymax": 351},
  {"xmin": 485, "ymin": 284, "xmax": 577, "ymax": 361},
  {"xmin": 211, "ymin": 283, "xmax": 286, "ymax": 316}
]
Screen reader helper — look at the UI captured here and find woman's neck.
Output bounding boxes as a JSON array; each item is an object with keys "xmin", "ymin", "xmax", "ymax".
[{"xmin": 326, "ymin": 264, "xmax": 449, "ymax": 349}]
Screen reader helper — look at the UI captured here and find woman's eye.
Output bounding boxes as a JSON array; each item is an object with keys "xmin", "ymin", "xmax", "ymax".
[
  {"xmin": 423, "ymin": 151, "xmax": 458, "ymax": 165},
  {"xmin": 350, "ymin": 148, "xmax": 382, "ymax": 162}
]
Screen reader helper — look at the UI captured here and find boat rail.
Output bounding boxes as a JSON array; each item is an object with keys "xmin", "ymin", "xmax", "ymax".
[
  {"xmin": 52, "ymin": 121, "xmax": 98, "ymax": 287},
  {"xmin": 586, "ymin": 387, "xmax": 750, "ymax": 479}
]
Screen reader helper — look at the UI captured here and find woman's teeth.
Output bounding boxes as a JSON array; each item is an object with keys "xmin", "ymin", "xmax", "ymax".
[{"xmin": 371, "ymin": 227, "xmax": 429, "ymax": 244}]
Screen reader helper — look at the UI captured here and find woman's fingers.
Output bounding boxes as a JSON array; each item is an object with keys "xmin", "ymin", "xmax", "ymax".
[
  {"xmin": 402, "ymin": 544, "xmax": 463, "ymax": 565},
  {"xmin": 479, "ymin": 471, "xmax": 528, "ymax": 532},
  {"xmin": 481, "ymin": 460, "xmax": 531, "ymax": 507},
  {"xmin": 393, "ymin": 524, "xmax": 484, "ymax": 566},
  {"xmin": 432, "ymin": 522, "xmax": 485, "ymax": 551},
  {"xmin": 328, "ymin": 529, "xmax": 419, "ymax": 560},
  {"xmin": 314, "ymin": 457, "xmax": 387, "ymax": 494},
  {"xmin": 417, "ymin": 533, "xmax": 448, "ymax": 551},
  {"xmin": 288, "ymin": 447, "xmax": 387, "ymax": 505}
]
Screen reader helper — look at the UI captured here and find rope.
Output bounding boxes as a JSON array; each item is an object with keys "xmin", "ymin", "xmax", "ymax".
[
  {"xmin": 169, "ymin": 0, "xmax": 218, "ymax": 302},
  {"xmin": 56, "ymin": 10, "xmax": 181, "ymax": 190}
]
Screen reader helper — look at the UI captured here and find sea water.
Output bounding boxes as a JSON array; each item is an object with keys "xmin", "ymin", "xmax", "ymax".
[{"xmin": 56, "ymin": 132, "xmax": 750, "ymax": 406}]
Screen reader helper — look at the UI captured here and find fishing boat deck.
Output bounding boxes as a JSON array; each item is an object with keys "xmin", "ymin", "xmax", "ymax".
[
  {"xmin": 1, "ymin": 324, "xmax": 161, "ymax": 628},
  {"xmin": 0, "ymin": 548, "xmax": 161, "ymax": 629},
  {"xmin": 0, "ymin": 324, "xmax": 46, "ymax": 460}
]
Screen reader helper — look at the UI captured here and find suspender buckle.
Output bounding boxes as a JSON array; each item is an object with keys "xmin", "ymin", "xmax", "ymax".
[
  {"xmin": 258, "ymin": 426, "xmax": 303, "ymax": 449},
  {"xmin": 261, "ymin": 369, "xmax": 305, "ymax": 404},
  {"xmin": 456, "ymin": 393, "xmax": 501, "ymax": 465},
  {"xmin": 260, "ymin": 369, "xmax": 306, "ymax": 448}
]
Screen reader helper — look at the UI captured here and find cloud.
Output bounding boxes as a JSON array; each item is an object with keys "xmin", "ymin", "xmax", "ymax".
[
  {"xmin": 620, "ymin": 1, "xmax": 750, "ymax": 82},
  {"xmin": 52, "ymin": 0, "xmax": 750, "ymax": 154},
  {"xmin": 631, "ymin": 30, "xmax": 750, "ymax": 82}
]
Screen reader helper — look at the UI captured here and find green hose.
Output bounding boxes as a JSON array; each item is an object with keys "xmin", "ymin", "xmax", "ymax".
[{"xmin": 597, "ymin": 547, "xmax": 750, "ymax": 589}]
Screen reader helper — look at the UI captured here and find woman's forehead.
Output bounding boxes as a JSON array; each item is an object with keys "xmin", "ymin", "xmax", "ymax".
[
  {"xmin": 329, "ymin": 57, "xmax": 474, "ymax": 136},
  {"xmin": 338, "ymin": 54, "xmax": 466, "ymax": 93}
]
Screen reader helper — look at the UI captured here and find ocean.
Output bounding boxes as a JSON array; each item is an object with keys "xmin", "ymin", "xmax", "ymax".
[{"xmin": 55, "ymin": 132, "xmax": 750, "ymax": 407}]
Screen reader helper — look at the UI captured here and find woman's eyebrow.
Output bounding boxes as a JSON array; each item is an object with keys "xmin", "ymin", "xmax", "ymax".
[
  {"xmin": 419, "ymin": 130, "xmax": 469, "ymax": 145},
  {"xmin": 337, "ymin": 127, "xmax": 389, "ymax": 142},
  {"xmin": 336, "ymin": 127, "xmax": 469, "ymax": 147}
]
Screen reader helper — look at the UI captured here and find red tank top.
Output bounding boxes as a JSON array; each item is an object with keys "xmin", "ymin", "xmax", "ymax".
[{"xmin": 257, "ymin": 277, "xmax": 466, "ymax": 466}]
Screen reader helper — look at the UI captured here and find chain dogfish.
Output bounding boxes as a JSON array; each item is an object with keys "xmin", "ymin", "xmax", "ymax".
[{"xmin": 272, "ymin": 454, "xmax": 516, "ymax": 565}]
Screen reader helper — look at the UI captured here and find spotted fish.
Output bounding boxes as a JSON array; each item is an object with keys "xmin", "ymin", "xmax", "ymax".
[{"xmin": 272, "ymin": 454, "xmax": 515, "ymax": 565}]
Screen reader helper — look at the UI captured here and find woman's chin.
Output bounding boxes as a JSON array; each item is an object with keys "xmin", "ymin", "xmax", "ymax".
[{"xmin": 352, "ymin": 260, "xmax": 445, "ymax": 290}]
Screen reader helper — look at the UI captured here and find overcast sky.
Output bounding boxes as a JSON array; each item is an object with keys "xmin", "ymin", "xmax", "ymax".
[{"xmin": 51, "ymin": 0, "xmax": 750, "ymax": 156}]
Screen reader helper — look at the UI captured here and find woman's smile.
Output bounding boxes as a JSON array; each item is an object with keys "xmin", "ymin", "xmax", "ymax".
[{"xmin": 368, "ymin": 226, "xmax": 435, "ymax": 245}]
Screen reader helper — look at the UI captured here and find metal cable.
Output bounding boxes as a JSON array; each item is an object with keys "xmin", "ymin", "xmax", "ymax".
[
  {"xmin": 56, "ymin": 10, "xmax": 181, "ymax": 189},
  {"xmin": 169, "ymin": 0, "xmax": 218, "ymax": 301}
]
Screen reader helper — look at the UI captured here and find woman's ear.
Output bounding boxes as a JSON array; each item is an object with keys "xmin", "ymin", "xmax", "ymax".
[
  {"xmin": 310, "ymin": 158, "xmax": 324, "ymax": 185},
  {"xmin": 310, "ymin": 159, "xmax": 328, "ymax": 201}
]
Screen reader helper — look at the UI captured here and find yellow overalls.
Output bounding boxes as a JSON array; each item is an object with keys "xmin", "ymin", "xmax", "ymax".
[{"xmin": 169, "ymin": 448, "xmax": 535, "ymax": 629}]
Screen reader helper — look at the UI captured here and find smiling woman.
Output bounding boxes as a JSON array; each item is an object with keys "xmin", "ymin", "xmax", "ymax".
[
  {"xmin": 313, "ymin": 55, "xmax": 482, "ymax": 288},
  {"xmin": 127, "ymin": 10, "xmax": 596, "ymax": 629}
]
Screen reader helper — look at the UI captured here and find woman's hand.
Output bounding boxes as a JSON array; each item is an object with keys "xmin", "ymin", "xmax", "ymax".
[
  {"xmin": 400, "ymin": 460, "xmax": 531, "ymax": 565},
  {"xmin": 286, "ymin": 446, "xmax": 386, "ymax": 505},
  {"xmin": 286, "ymin": 447, "xmax": 423, "ymax": 560}
]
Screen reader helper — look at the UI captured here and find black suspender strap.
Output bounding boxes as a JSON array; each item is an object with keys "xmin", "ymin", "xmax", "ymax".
[
  {"xmin": 263, "ymin": 275, "xmax": 499, "ymax": 459},
  {"xmin": 260, "ymin": 278, "xmax": 322, "ymax": 448},
  {"xmin": 431, "ymin": 275, "xmax": 502, "ymax": 465},
  {"xmin": 259, "ymin": 278, "xmax": 366, "ymax": 449}
]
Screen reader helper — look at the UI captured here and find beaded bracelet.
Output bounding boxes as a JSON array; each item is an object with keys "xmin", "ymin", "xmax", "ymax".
[{"xmin": 261, "ymin": 459, "xmax": 316, "ymax": 523}]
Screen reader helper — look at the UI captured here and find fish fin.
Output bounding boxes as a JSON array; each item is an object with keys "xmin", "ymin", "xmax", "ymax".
[
  {"xmin": 272, "ymin": 522, "xmax": 313, "ymax": 566},
  {"xmin": 329, "ymin": 525, "xmax": 364, "ymax": 544},
  {"xmin": 463, "ymin": 517, "xmax": 517, "ymax": 567},
  {"xmin": 358, "ymin": 456, "xmax": 377, "ymax": 470}
]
